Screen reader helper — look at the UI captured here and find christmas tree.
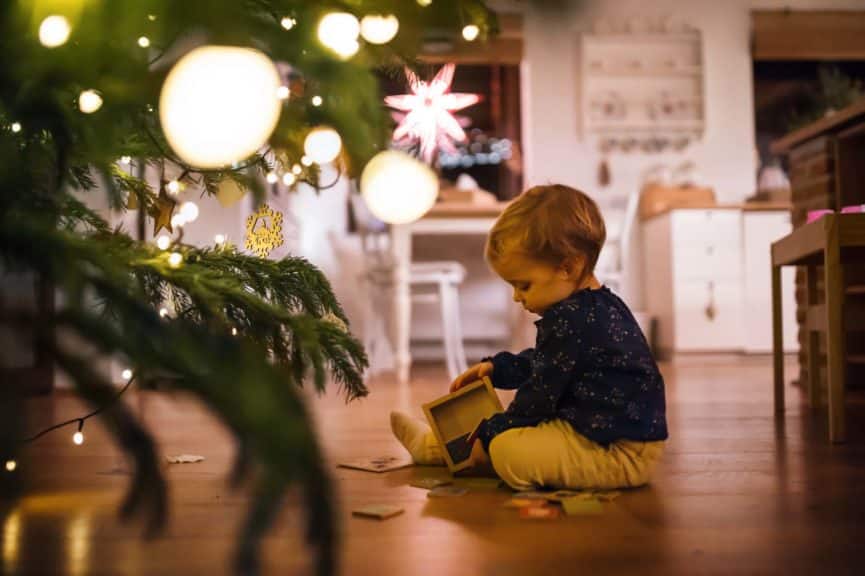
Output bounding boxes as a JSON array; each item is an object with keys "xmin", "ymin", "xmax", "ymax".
[{"xmin": 0, "ymin": 1, "xmax": 495, "ymax": 574}]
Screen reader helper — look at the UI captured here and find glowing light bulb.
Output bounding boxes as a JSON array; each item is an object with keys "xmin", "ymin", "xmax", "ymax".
[
  {"xmin": 168, "ymin": 252, "xmax": 183, "ymax": 268},
  {"xmin": 159, "ymin": 307, "xmax": 169, "ymax": 318},
  {"xmin": 159, "ymin": 46, "xmax": 281, "ymax": 168},
  {"xmin": 72, "ymin": 431, "xmax": 84, "ymax": 445},
  {"xmin": 360, "ymin": 14, "xmax": 399, "ymax": 44},
  {"xmin": 282, "ymin": 173, "xmax": 296, "ymax": 186},
  {"xmin": 11, "ymin": 123, "xmax": 21, "ymax": 133},
  {"xmin": 281, "ymin": 17, "xmax": 296, "ymax": 30},
  {"xmin": 166, "ymin": 180, "xmax": 180, "ymax": 194},
  {"xmin": 120, "ymin": 156, "xmax": 131, "ymax": 165},
  {"xmin": 231, "ymin": 327, "xmax": 238, "ymax": 336},
  {"xmin": 417, "ymin": 0, "xmax": 433, "ymax": 6},
  {"xmin": 361, "ymin": 150, "xmax": 438, "ymax": 224},
  {"xmin": 266, "ymin": 171, "xmax": 278, "ymax": 184},
  {"xmin": 301, "ymin": 155, "xmax": 313, "ymax": 167},
  {"xmin": 462, "ymin": 25, "xmax": 480, "ymax": 41},
  {"xmin": 39, "ymin": 15, "xmax": 71, "ymax": 47},
  {"xmin": 311, "ymin": 95, "xmax": 323, "ymax": 107},
  {"xmin": 5, "ymin": 460, "xmax": 16, "ymax": 472},
  {"xmin": 291, "ymin": 164, "xmax": 302, "ymax": 175},
  {"xmin": 156, "ymin": 235, "xmax": 171, "ymax": 250},
  {"xmin": 138, "ymin": 36, "xmax": 150, "ymax": 48},
  {"xmin": 179, "ymin": 202, "xmax": 199, "ymax": 222},
  {"xmin": 78, "ymin": 90, "xmax": 103, "ymax": 113},
  {"xmin": 122, "ymin": 369, "xmax": 133, "ymax": 380},
  {"xmin": 303, "ymin": 127, "xmax": 342, "ymax": 164},
  {"xmin": 170, "ymin": 214, "xmax": 187, "ymax": 228},
  {"xmin": 214, "ymin": 234, "xmax": 226, "ymax": 245},
  {"xmin": 276, "ymin": 85, "xmax": 290, "ymax": 100},
  {"xmin": 317, "ymin": 12, "xmax": 360, "ymax": 59}
]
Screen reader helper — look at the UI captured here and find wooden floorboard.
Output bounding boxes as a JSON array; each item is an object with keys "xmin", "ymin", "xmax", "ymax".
[{"xmin": 3, "ymin": 355, "xmax": 865, "ymax": 575}]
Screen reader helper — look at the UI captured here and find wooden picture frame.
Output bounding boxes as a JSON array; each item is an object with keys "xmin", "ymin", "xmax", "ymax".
[{"xmin": 422, "ymin": 377, "xmax": 503, "ymax": 474}]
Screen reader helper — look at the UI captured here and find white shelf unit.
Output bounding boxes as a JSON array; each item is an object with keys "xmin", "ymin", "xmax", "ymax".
[{"xmin": 581, "ymin": 31, "xmax": 705, "ymax": 142}]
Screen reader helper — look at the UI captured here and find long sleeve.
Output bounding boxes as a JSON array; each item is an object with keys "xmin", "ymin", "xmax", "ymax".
[
  {"xmin": 486, "ymin": 348, "xmax": 535, "ymax": 390},
  {"xmin": 505, "ymin": 308, "xmax": 584, "ymax": 418},
  {"xmin": 477, "ymin": 308, "xmax": 586, "ymax": 450}
]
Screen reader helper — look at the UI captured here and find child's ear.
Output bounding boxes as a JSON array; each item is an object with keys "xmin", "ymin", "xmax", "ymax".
[{"xmin": 558, "ymin": 256, "xmax": 585, "ymax": 279}]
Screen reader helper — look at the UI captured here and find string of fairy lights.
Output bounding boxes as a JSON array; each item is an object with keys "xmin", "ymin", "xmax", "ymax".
[
  {"xmin": 4, "ymin": 1, "xmax": 488, "ymax": 473},
  {"xmin": 4, "ymin": 371, "xmax": 137, "ymax": 473}
]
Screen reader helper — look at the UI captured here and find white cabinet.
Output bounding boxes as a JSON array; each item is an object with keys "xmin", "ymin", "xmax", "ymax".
[
  {"xmin": 742, "ymin": 212, "xmax": 798, "ymax": 353},
  {"xmin": 643, "ymin": 208, "xmax": 797, "ymax": 355}
]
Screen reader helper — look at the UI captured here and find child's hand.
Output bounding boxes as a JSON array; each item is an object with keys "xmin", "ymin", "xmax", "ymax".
[{"xmin": 449, "ymin": 361, "xmax": 494, "ymax": 393}]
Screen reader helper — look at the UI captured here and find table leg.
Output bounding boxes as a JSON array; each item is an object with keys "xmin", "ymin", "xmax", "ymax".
[
  {"xmin": 806, "ymin": 265, "xmax": 820, "ymax": 408},
  {"xmin": 391, "ymin": 224, "xmax": 412, "ymax": 385},
  {"xmin": 771, "ymin": 263, "xmax": 785, "ymax": 414},
  {"xmin": 824, "ymin": 231, "xmax": 846, "ymax": 443}
]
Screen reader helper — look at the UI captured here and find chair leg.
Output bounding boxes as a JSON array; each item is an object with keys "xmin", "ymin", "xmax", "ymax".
[
  {"xmin": 449, "ymin": 283, "xmax": 468, "ymax": 374},
  {"xmin": 772, "ymin": 263, "xmax": 785, "ymax": 415},
  {"xmin": 438, "ymin": 281, "xmax": 459, "ymax": 381},
  {"xmin": 824, "ymin": 238, "xmax": 846, "ymax": 443},
  {"xmin": 806, "ymin": 265, "xmax": 820, "ymax": 408}
]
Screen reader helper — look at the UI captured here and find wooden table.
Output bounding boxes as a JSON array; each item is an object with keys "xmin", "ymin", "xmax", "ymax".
[
  {"xmin": 771, "ymin": 213, "xmax": 865, "ymax": 443},
  {"xmin": 391, "ymin": 201, "xmax": 509, "ymax": 384}
]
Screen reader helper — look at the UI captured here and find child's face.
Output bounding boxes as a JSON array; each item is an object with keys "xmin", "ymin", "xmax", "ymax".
[{"xmin": 492, "ymin": 252, "xmax": 584, "ymax": 315}]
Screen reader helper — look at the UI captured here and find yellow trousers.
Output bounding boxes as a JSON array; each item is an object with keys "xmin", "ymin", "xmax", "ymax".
[{"xmin": 423, "ymin": 419, "xmax": 665, "ymax": 491}]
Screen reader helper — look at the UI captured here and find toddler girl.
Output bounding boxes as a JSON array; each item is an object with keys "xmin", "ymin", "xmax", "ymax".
[{"xmin": 391, "ymin": 184, "xmax": 667, "ymax": 491}]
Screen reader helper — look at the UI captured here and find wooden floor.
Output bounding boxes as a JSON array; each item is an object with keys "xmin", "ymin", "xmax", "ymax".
[{"xmin": 3, "ymin": 355, "xmax": 865, "ymax": 575}]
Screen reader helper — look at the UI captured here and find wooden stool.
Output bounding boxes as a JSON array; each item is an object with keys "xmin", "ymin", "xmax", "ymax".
[{"xmin": 771, "ymin": 213, "xmax": 865, "ymax": 442}]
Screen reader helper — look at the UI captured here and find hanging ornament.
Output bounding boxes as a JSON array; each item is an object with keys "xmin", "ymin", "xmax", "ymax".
[
  {"xmin": 361, "ymin": 150, "xmax": 438, "ymax": 224},
  {"xmin": 216, "ymin": 179, "xmax": 247, "ymax": 207},
  {"xmin": 151, "ymin": 190, "xmax": 177, "ymax": 235},
  {"xmin": 245, "ymin": 204, "xmax": 284, "ymax": 258},
  {"xmin": 385, "ymin": 63, "xmax": 480, "ymax": 164},
  {"xmin": 159, "ymin": 46, "xmax": 281, "ymax": 168},
  {"xmin": 304, "ymin": 126, "xmax": 343, "ymax": 164}
]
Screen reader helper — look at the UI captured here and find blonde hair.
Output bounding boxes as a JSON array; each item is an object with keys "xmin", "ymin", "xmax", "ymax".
[{"xmin": 486, "ymin": 184, "xmax": 606, "ymax": 272}]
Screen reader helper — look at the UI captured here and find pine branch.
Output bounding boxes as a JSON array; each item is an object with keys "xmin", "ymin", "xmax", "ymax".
[{"xmin": 1, "ymin": 2, "xmax": 498, "ymax": 574}]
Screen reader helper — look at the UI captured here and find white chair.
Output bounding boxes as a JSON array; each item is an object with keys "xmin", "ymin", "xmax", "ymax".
[
  {"xmin": 595, "ymin": 186, "xmax": 655, "ymax": 349},
  {"xmin": 597, "ymin": 185, "xmax": 641, "ymax": 296},
  {"xmin": 350, "ymin": 192, "xmax": 468, "ymax": 381}
]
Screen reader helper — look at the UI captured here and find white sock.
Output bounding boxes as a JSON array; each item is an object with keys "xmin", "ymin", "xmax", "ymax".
[{"xmin": 390, "ymin": 411, "xmax": 445, "ymax": 466}]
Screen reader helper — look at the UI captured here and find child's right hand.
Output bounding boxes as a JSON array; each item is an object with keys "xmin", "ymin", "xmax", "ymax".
[{"xmin": 449, "ymin": 361, "xmax": 494, "ymax": 393}]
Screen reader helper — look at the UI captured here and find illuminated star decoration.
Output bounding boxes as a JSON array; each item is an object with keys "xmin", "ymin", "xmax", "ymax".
[{"xmin": 384, "ymin": 63, "xmax": 480, "ymax": 164}]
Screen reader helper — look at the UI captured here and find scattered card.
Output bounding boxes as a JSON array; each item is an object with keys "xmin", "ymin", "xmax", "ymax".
[
  {"xmin": 516, "ymin": 491, "xmax": 557, "ymax": 500},
  {"xmin": 561, "ymin": 497, "xmax": 603, "ymax": 516},
  {"xmin": 547, "ymin": 490, "xmax": 588, "ymax": 501},
  {"xmin": 352, "ymin": 505, "xmax": 404, "ymax": 520},
  {"xmin": 338, "ymin": 456, "xmax": 413, "ymax": 473},
  {"xmin": 409, "ymin": 477, "xmax": 453, "ymax": 490},
  {"xmin": 166, "ymin": 454, "xmax": 205, "ymax": 464},
  {"xmin": 427, "ymin": 486, "xmax": 468, "ymax": 498},
  {"xmin": 593, "ymin": 490, "xmax": 621, "ymax": 502},
  {"xmin": 519, "ymin": 506, "xmax": 561, "ymax": 520},
  {"xmin": 504, "ymin": 498, "xmax": 548, "ymax": 509},
  {"xmin": 454, "ymin": 477, "xmax": 504, "ymax": 491}
]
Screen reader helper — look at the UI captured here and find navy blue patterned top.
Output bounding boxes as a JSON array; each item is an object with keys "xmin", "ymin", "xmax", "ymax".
[{"xmin": 477, "ymin": 286, "xmax": 668, "ymax": 451}]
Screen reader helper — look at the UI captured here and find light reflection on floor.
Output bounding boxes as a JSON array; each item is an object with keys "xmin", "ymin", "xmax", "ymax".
[{"xmin": 1, "ymin": 491, "xmax": 112, "ymax": 576}]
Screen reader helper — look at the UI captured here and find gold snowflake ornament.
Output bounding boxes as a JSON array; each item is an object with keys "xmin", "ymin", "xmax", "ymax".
[{"xmin": 244, "ymin": 204, "xmax": 284, "ymax": 258}]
